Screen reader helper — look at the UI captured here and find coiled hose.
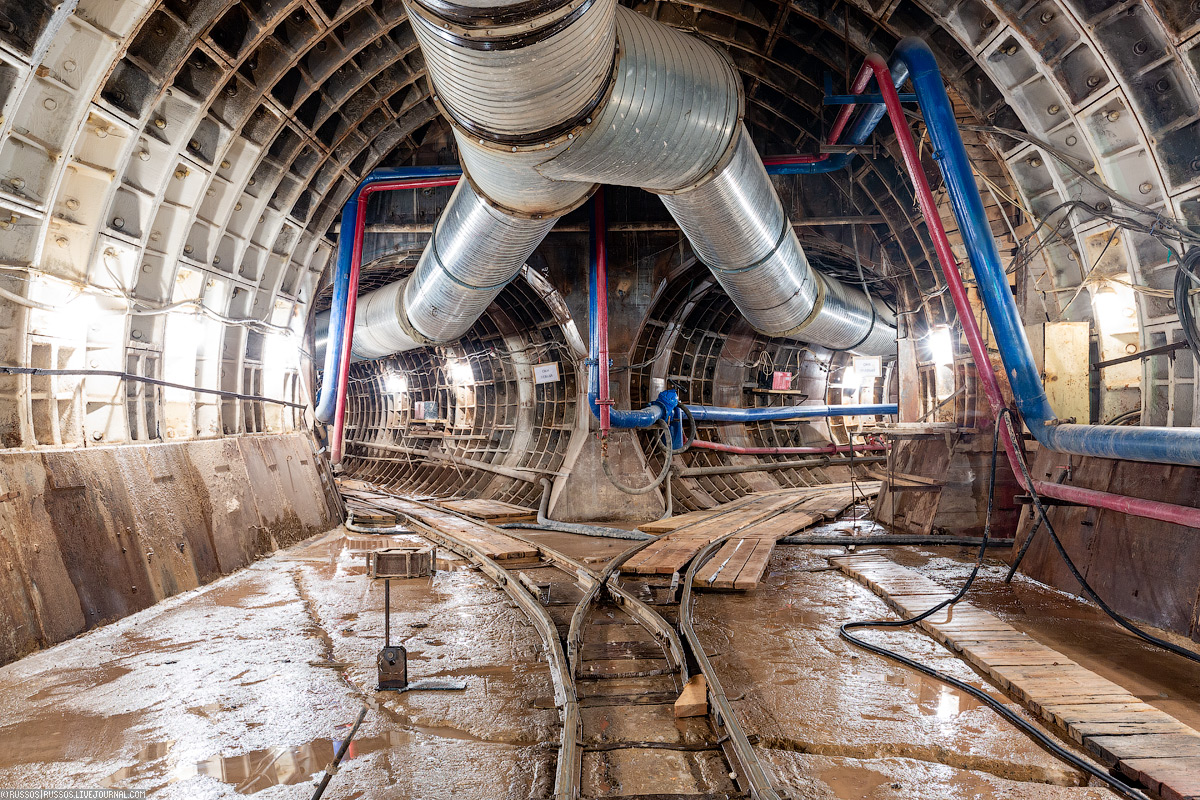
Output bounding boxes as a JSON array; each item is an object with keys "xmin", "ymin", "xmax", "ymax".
[{"xmin": 601, "ymin": 420, "xmax": 674, "ymax": 495}]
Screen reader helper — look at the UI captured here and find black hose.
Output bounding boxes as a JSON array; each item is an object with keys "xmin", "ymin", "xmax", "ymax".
[
  {"xmin": 839, "ymin": 412, "xmax": 1152, "ymax": 800},
  {"xmin": 311, "ymin": 705, "xmax": 368, "ymax": 800},
  {"xmin": 1175, "ymin": 248, "xmax": 1200, "ymax": 366},
  {"xmin": 998, "ymin": 410, "xmax": 1200, "ymax": 666},
  {"xmin": 601, "ymin": 420, "xmax": 674, "ymax": 495},
  {"xmin": 674, "ymin": 403, "xmax": 698, "ymax": 453}
]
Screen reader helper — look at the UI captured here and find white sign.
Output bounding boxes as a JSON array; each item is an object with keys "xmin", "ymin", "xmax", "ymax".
[
  {"xmin": 852, "ymin": 356, "xmax": 882, "ymax": 379},
  {"xmin": 532, "ymin": 362, "xmax": 561, "ymax": 384}
]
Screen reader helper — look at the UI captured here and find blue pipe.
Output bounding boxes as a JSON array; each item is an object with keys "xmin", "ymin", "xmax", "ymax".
[
  {"xmin": 685, "ymin": 403, "xmax": 898, "ymax": 423},
  {"xmin": 764, "ymin": 62, "xmax": 910, "ymax": 176},
  {"xmin": 894, "ymin": 37, "xmax": 1200, "ymax": 466},
  {"xmin": 314, "ymin": 165, "xmax": 462, "ymax": 424},
  {"xmin": 585, "ymin": 194, "xmax": 896, "ymax": 428}
]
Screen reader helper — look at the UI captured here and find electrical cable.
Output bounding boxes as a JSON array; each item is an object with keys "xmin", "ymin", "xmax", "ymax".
[
  {"xmin": 999, "ymin": 410, "xmax": 1200, "ymax": 666},
  {"xmin": 839, "ymin": 411, "xmax": 1153, "ymax": 800},
  {"xmin": 601, "ymin": 420, "xmax": 674, "ymax": 495},
  {"xmin": 0, "ymin": 365, "xmax": 308, "ymax": 409},
  {"xmin": 1175, "ymin": 248, "xmax": 1200, "ymax": 367}
]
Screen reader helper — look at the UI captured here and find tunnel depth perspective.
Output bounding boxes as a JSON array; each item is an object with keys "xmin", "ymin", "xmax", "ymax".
[{"xmin": 1, "ymin": 0, "xmax": 1200, "ymax": 798}]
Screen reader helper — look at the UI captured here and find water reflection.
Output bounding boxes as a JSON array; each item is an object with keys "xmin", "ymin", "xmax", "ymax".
[{"xmin": 104, "ymin": 731, "xmax": 408, "ymax": 793}]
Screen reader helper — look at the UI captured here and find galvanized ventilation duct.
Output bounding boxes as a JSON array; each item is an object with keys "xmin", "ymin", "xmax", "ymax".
[{"xmin": 339, "ymin": 0, "xmax": 897, "ymax": 358}]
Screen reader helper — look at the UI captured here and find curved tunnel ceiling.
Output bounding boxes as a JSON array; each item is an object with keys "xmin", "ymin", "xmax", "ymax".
[{"xmin": 0, "ymin": 0, "xmax": 1197, "ymax": 453}]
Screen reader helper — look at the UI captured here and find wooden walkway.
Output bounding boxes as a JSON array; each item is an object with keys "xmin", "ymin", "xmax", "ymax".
[
  {"xmin": 833, "ymin": 554, "xmax": 1200, "ymax": 800},
  {"xmin": 435, "ymin": 498, "xmax": 537, "ymax": 522},
  {"xmin": 342, "ymin": 487, "xmax": 537, "ymax": 560},
  {"xmin": 626, "ymin": 483, "xmax": 878, "ymax": 589}
]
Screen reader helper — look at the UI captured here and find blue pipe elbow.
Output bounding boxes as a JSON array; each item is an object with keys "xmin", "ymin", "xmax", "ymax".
[
  {"xmin": 893, "ymin": 37, "xmax": 1200, "ymax": 467},
  {"xmin": 763, "ymin": 62, "xmax": 910, "ymax": 176}
]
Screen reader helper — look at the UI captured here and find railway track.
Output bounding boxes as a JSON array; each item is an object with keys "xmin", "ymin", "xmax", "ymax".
[{"xmin": 344, "ymin": 487, "xmax": 790, "ymax": 800}]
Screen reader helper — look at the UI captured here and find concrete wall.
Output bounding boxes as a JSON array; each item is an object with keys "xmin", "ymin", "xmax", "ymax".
[{"xmin": 0, "ymin": 433, "xmax": 341, "ymax": 665}]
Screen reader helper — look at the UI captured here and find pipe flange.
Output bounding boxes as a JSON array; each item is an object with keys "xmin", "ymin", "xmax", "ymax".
[
  {"xmin": 426, "ymin": 38, "xmax": 621, "ymax": 148},
  {"xmin": 458, "ymin": 167, "xmax": 598, "ymax": 221},
  {"xmin": 758, "ymin": 271, "xmax": 829, "ymax": 340}
]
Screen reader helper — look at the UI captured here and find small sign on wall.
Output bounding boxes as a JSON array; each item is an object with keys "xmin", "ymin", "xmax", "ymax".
[
  {"xmin": 533, "ymin": 362, "xmax": 561, "ymax": 384},
  {"xmin": 852, "ymin": 356, "xmax": 882, "ymax": 380}
]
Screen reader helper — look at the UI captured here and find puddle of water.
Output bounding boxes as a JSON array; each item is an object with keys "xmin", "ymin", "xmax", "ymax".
[
  {"xmin": 818, "ymin": 762, "xmax": 895, "ymax": 798},
  {"xmin": 103, "ymin": 731, "xmax": 408, "ymax": 793},
  {"xmin": 884, "ymin": 672, "xmax": 983, "ymax": 719}
]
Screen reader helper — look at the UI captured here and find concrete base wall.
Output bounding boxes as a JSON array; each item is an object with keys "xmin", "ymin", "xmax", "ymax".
[
  {"xmin": 1014, "ymin": 445, "xmax": 1200, "ymax": 644},
  {"xmin": 0, "ymin": 433, "xmax": 341, "ymax": 665}
]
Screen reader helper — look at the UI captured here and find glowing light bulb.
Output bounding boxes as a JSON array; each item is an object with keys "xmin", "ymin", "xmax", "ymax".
[
  {"xmin": 449, "ymin": 360, "xmax": 474, "ymax": 385},
  {"xmin": 384, "ymin": 372, "xmax": 407, "ymax": 394},
  {"xmin": 929, "ymin": 326, "xmax": 954, "ymax": 368}
]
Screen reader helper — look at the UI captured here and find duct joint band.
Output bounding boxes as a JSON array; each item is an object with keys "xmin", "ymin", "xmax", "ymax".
[
  {"xmin": 707, "ymin": 218, "xmax": 791, "ymax": 276},
  {"xmin": 435, "ymin": 47, "xmax": 619, "ymax": 146},
  {"xmin": 413, "ymin": 0, "xmax": 583, "ymax": 26},
  {"xmin": 839, "ymin": 300, "xmax": 878, "ymax": 353},
  {"xmin": 394, "ymin": 285, "xmax": 441, "ymax": 346},
  {"xmin": 765, "ymin": 273, "xmax": 829, "ymax": 339},
  {"xmin": 412, "ymin": 0, "xmax": 600, "ymax": 51},
  {"xmin": 429, "ymin": 222, "xmax": 523, "ymax": 293}
]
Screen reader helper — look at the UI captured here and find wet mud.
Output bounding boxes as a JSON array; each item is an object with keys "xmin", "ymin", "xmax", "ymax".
[
  {"xmin": 0, "ymin": 527, "xmax": 557, "ymax": 799},
  {"xmin": 692, "ymin": 541, "xmax": 1132, "ymax": 799}
]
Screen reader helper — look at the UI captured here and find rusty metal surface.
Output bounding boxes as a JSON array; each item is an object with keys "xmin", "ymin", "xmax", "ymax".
[{"xmin": 0, "ymin": 433, "xmax": 339, "ymax": 665}]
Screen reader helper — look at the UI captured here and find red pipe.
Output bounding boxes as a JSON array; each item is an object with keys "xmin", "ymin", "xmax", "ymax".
[
  {"xmin": 593, "ymin": 188, "xmax": 613, "ymax": 437},
  {"xmin": 760, "ymin": 73, "xmax": 867, "ymax": 168},
  {"xmin": 866, "ymin": 54, "xmax": 1200, "ymax": 530},
  {"xmin": 331, "ymin": 176, "xmax": 461, "ymax": 464},
  {"xmin": 692, "ymin": 439, "xmax": 887, "ymax": 456}
]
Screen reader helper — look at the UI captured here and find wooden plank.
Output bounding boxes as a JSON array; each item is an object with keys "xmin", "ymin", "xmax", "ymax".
[
  {"xmin": 833, "ymin": 553, "xmax": 1200, "ymax": 800},
  {"xmin": 437, "ymin": 498, "xmax": 537, "ymax": 522},
  {"xmin": 732, "ymin": 539, "xmax": 778, "ymax": 590},
  {"xmin": 1118, "ymin": 756, "xmax": 1200, "ymax": 799}
]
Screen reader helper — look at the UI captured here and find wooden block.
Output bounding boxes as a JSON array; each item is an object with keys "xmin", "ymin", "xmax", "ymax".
[
  {"xmin": 1086, "ymin": 733, "xmax": 1200, "ymax": 762},
  {"xmin": 674, "ymin": 674, "xmax": 707, "ymax": 719},
  {"xmin": 1118, "ymin": 756, "xmax": 1200, "ymax": 800}
]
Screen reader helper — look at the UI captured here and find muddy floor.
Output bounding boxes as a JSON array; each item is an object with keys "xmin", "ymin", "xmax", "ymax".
[
  {"xmin": 0, "ymin": 527, "xmax": 558, "ymax": 799},
  {"xmin": 1, "ymin": 519, "xmax": 1194, "ymax": 799},
  {"xmin": 693, "ymin": 517, "xmax": 1200, "ymax": 799}
]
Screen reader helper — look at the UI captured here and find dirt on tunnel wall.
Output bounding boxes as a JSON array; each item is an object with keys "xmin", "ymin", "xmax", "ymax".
[{"xmin": 0, "ymin": 433, "xmax": 341, "ymax": 665}]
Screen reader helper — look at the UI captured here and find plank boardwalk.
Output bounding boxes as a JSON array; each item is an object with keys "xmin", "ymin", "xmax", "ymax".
[
  {"xmin": 436, "ymin": 498, "xmax": 537, "ymax": 523},
  {"xmin": 626, "ymin": 483, "xmax": 879, "ymax": 589},
  {"xmin": 833, "ymin": 554, "xmax": 1200, "ymax": 800},
  {"xmin": 342, "ymin": 488, "xmax": 537, "ymax": 560}
]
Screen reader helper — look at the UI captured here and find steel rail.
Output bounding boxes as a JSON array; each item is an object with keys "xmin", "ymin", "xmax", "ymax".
[
  {"xmin": 402, "ymin": 498, "xmax": 689, "ymax": 688},
  {"xmin": 355, "ymin": 487, "xmax": 792, "ymax": 799},
  {"xmin": 343, "ymin": 492, "xmax": 581, "ymax": 800},
  {"xmin": 443, "ymin": 495, "xmax": 796, "ymax": 800}
]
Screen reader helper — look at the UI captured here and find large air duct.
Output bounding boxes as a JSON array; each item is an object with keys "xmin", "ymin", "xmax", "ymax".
[{"xmin": 332, "ymin": 0, "xmax": 897, "ymax": 359}]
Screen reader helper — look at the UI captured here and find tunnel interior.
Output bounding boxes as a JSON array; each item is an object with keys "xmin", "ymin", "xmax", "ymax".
[{"xmin": 1, "ymin": 0, "xmax": 1200, "ymax": 798}]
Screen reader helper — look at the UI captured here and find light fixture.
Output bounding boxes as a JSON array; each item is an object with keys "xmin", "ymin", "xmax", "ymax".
[
  {"xmin": 929, "ymin": 326, "xmax": 954, "ymax": 368},
  {"xmin": 384, "ymin": 371, "xmax": 407, "ymax": 394},
  {"xmin": 449, "ymin": 359, "xmax": 474, "ymax": 385}
]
